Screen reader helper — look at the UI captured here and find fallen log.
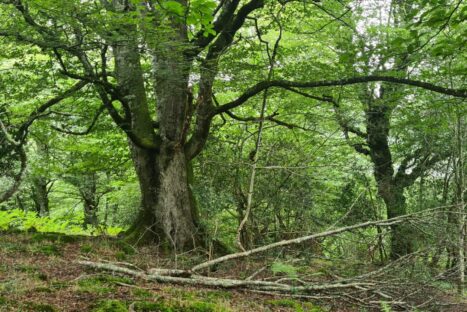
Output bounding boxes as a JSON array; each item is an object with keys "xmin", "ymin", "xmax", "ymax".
[{"xmin": 78, "ymin": 260, "xmax": 373, "ymax": 293}]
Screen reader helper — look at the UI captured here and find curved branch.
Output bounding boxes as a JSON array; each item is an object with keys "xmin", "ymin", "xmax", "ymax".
[
  {"xmin": 205, "ymin": 0, "xmax": 265, "ymax": 61},
  {"xmin": 190, "ymin": 0, "xmax": 241, "ymax": 53},
  {"xmin": 215, "ymin": 76, "xmax": 467, "ymax": 114}
]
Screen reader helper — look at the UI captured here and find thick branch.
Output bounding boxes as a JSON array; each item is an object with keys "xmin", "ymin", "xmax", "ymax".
[
  {"xmin": 215, "ymin": 76, "xmax": 467, "ymax": 114},
  {"xmin": 395, "ymin": 149, "xmax": 450, "ymax": 188},
  {"xmin": 205, "ymin": 0, "xmax": 265, "ymax": 60},
  {"xmin": 190, "ymin": 0, "xmax": 241, "ymax": 52}
]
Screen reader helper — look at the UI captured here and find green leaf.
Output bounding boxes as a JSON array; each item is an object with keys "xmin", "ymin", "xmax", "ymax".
[{"xmin": 164, "ymin": 1, "xmax": 185, "ymax": 16}]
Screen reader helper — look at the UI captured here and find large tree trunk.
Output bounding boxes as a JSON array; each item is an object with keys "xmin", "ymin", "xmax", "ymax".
[
  {"xmin": 155, "ymin": 149, "xmax": 200, "ymax": 250},
  {"xmin": 112, "ymin": 3, "xmax": 201, "ymax": 250},
  {"xmin": 367, "ymin": 102, "xmax": 413, "ymax": 259},
  {"xmin": 150, "ymin": 17, "xmax": 201, "ymax": 250},
  {"xmin": 380, "ymin": 184, "xmax": 413, "ymax": 259},
  {"xmin": 127, "ymin": 145, "xmax": 202, "ymax": 250}
]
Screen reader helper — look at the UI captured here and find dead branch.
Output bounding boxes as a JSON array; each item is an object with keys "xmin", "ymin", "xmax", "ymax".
[
  {"xmin": 78, "ymin": 260, "xmax": 373, "ymax": 294},
  {"xmin": 192, "ymin": 214, "xmax": 414, "ymax": 272}
]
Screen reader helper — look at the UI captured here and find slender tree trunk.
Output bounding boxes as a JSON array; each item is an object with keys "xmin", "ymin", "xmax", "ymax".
[
  {"xmin": 79, "ymin": 173, "xmax": 99, "ymax": 228},
  {"xmin": 454, "ymin": 114, "xmax": 465, "ymax": 294},
  {"xmin": 31, "ymin": 176, "xmax": 49, "ymax": 216}
]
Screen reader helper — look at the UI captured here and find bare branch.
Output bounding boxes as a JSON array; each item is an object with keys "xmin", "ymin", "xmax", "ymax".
[
  {"xmin": 191, "ymin": 211, "xmax": 428, "ymax": 272},
  {"xmin": 215, "ymin": 76, "xmax": 467, "ymax": 115}
]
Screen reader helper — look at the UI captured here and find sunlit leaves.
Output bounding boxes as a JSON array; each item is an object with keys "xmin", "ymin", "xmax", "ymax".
[{"xmin": 154, "ymin": 0, "xmax": 216, "ymax": 37}]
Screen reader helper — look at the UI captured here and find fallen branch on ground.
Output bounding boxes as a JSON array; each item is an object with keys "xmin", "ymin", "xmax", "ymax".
[
  {"xmin": 78, "ymin": 260, "xmax": 374, "ymax": 293},
  {"xmin": 191, "ymin": 211, "xmax": 431, "ymax": 272}
]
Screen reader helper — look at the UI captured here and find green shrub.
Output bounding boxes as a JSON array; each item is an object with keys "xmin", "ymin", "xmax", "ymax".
[{"xmin": 0, "ymin": 209, "xmax": 123, "ymax": 236}]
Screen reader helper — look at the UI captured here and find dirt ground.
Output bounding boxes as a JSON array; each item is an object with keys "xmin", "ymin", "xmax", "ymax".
[{"xmin": 0, "ymin": 232, "xmax": 337, "ymax": 312}]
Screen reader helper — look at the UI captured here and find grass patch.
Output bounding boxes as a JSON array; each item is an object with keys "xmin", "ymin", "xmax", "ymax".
[
  {"xmin": 91, "ymin": 300, "xmax": 128, "ymax": 312},
  {"xmin": 26, "ymin": 302, "xmax": 58, "ymax": 312},
  {"xmin": 0, "ymin": 242, "xmax": 28, "ymax": 253},
  {"xmin": 115, "ymin": 240, "xmax": 136, "ymax": 255},
  {"xmin": 80, "ymin": 244, "xmax": 94, "ymax": 254},
  {"xmin": 133, "ymin": 301, "xmax": 173, "ymax": 312},
  {"xmin": 132, "ymin": 288, "xmax": 155, "ymax": 299},
  {"xmin": 77, "ymin": 274, "xmax": 134, "ymax": 294},
  {"xmin": 50, "ymin": 280, "xmax": 69, "ymax": 290},
  {"xmin": 34, "ymin": 286, "xmax": 54, "ymax": 293},
  {"xmin": 267, "ymin": 299, "xmax": 325, "ymax": 312},
  {"xmin": 199, "ymin": 290, "xmax": 232, "ymax": 300},
  {"xmin": 133, "ymin": 299, "xmax": 221, "ymax": 312},
  {"xmin": 15, "ymin": 264, "xmax": 39, "ymax": 274},
  {"xmin": 115, "ymin": 251, "xmax": 127, "ymax": 261},
  {"xmin": 33, "ymin": 244, "xmax": 61, "ymax": 256}
]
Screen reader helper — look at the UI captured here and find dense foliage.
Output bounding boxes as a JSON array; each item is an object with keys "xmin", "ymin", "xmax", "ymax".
[{"xmin": 0, "ymin": 0, "xmax": 465, "ymax": 310}]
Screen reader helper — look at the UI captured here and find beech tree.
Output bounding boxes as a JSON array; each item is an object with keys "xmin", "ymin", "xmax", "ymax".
[{"xmin": 0, "ymin": 0, "xmax": 465, "ymax": 251}]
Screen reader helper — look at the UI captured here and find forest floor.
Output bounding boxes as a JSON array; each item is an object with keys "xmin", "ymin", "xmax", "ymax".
[
  {"xmin": 0, "ymin": 232, "xmax": 339, "ymax": 312},
  {"xmin": 0, "ymin": 232, "xmax": 466, "ymax": 312}
]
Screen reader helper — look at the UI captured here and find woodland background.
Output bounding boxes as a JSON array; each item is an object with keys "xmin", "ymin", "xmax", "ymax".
[{"xmin": 0, "ymin": 0, "xmax": 466, "ymax": 311}]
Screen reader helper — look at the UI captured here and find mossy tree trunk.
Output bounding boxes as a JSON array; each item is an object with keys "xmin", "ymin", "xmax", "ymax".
[
  {"xmin": 111, "ymin": 2, "xmax": 201, "ymax": 250},
  {"xmin": 78, "ymin": 173, "xmax": 99, "ymax": 228},
  {"xmin": 31, "ymin": 175, "xmax": 49, "ymax": 217}
]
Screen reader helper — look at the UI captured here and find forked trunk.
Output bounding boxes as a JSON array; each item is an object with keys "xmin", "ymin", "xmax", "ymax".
[{"xmin": 111, "ymin": 0, "xmax": 202, "ymax": 250}]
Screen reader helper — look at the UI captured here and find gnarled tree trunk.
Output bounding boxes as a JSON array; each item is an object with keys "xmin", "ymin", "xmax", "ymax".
[{"xmin": 111, "ymin": 4, "xmax": 201, "ymax": 250}]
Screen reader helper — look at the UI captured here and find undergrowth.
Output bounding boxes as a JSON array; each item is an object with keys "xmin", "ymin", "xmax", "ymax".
[{"xmin": 0, "ymin": 209, "xmax": 123, "ymax": 236}]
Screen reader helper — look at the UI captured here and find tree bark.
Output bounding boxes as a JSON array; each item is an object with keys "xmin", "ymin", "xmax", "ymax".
[
  {"xmin": 111, "ymin": 2, "xmax": 201, "ymax": 250},
  {"xmin": 149, "ymin": 10, "xmax": 200, "ymax": 250},
  {"xmin": 78, "ymin": 173, "xmax": 99, "ymax": 228},
  {"xmin": 31, "ymin": 175, "xmax": 49, "ymax": 217},
  {"xmin": 366, "ymin": 101, "xmax": 413, "ymax": 259}
]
